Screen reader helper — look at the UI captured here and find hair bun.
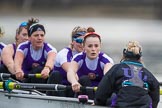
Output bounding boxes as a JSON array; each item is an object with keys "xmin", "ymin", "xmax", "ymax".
[{"xmin": 87, "ymin": 27, "xmax": 95, "ymax": 32}]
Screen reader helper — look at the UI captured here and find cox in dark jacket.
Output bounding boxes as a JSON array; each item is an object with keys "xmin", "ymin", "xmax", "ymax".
[{"xmin": 94, "ymin": 41, "xmax": 159, "ymax": 108}]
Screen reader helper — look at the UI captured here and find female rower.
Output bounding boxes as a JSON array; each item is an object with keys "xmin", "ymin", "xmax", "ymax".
[
  {"xmin": 67, "ymin": 27, "xmax": 114, "ymax": 99},
  {"xmin": 14, "ymin": 18, "xmax": 57, "ymax": 83},
  {"xmin": 47, "ymin": 26, "xmax": 87, "ymax": 97},
  {"xmin": 1, "ymin": 22, "xmax": 28, "ymax": 74}
]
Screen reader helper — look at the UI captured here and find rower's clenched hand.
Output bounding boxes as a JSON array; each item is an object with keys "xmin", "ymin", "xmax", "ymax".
[
  {"xmin": 41, "ymin": 67, "xmax": 50, "ymax": 79},
  {"xmin": 72, "ymin": 81, "xmax": 81, "ymax": 92},
  {"xmin": 15, "ymin": 71, "xmax": 24, "ymax": 81}
]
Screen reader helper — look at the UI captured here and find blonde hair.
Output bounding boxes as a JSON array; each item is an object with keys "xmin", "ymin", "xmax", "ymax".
[
  {"xmin": 121, "ymin": 41, "xmax": 142, "ymax": 62},
  {"xmin": 127, "ymin": 41, "xmax": 142, "ymax": 55},
  {"xmin": 70, "ymin": 26, "xmax": 87, "ymax": 49},
  {"xmin": 71, "ymin": 26, "xmax": 87, "ymax": 40}
]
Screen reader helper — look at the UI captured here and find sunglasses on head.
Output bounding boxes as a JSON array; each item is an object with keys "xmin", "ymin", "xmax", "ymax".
[
  {"xmin": 73, "ymin": 38, "xmax": 84, "ymax": 43},
  {"xmin": 19, "ymin": 22, "xmax": 28, "ymax": 27},
  {"xmin": 72, "ymin": 31, "xmax": 86, "ymax": 39}
]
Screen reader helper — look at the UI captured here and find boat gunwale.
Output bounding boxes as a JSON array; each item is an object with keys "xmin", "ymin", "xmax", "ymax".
[{"xmin": 0, "ymin": 89, "xmax": 94, "ymax": 104}]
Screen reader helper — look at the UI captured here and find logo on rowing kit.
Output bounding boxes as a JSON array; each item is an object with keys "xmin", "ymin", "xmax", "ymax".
[{"xmin": 121, "ymin": 65, "xmax": 148, "ymax": 89}]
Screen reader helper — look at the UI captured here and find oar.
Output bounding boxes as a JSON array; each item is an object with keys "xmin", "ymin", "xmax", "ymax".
[
  {"xmin": 1, "ymin": 80, "xmax": 161, "ymax": 95},
  {"xmin": 0, "ymin": 76, "xmax": 161, "ymax": 95},
  {"xmin": 0, "ymin": 73, "xmax": 42, "ymax": 80},
  {"xmin": 0, "ymin": 80, "xmax": 97, "ymax": 92}
]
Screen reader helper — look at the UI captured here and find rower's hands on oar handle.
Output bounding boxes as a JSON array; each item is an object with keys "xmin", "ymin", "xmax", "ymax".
[
  {"xmin": 41, "ymin": 66, "xmax": 51, "ymax": 79},
  {"xmin": 15, "ymin": 71, "xmax": 24, "ymax": 81},
  {"xmin": 72, "ymin": 81, "xmax": 81, "ymax": 92}
]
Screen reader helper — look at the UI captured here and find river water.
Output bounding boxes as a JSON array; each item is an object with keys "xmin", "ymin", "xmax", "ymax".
[
  {"xmin": 0, "ymin": 15, "xmax": 162, "ymax": 107},
  {"xmin": 1, "ymin": 15, "xmax": 162, "ymax": 75}
]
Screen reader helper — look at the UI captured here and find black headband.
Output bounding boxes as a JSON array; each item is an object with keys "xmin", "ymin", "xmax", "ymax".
[
  {"xmin": 123, "ymin": 49, "xmax": 142, "ymax": 60},
  {"xmin": 28, "ymin": 23, "xmax": 45, "ymax": 36}
]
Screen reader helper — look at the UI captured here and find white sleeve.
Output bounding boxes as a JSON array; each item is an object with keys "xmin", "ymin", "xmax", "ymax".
[
  {"xmin": 47, "ymin": 43, "xmax": 57, "ymax": 54},
  {"xmin": 103, "ymin": 53, "xmax": 114, "ymax": 64},
  {"xmin": 54, "ymin": 48, "xmax": 70, "ymax": 67},
  {"xmin": 16, "ymin": 41, "xmax": 29, "ymax": 57}
]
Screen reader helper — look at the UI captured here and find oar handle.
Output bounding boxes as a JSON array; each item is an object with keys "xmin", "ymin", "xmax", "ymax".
[
  {"xmin": 65, "ymin": 86, "xmax": 97, "ymax": 92},
  {"xmin": 24, "ymin": 74, "xmax": 42, "ymax": 78},
  {"xmin": 0, "ymin": 73, "xmax": 42, "ymax": 80},
  {"xmin": 80, "ymin": 86, "xmax": 97, "ymax": 92}
]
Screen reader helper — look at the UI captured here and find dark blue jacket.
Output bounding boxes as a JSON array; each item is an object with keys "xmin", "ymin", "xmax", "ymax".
[{"xmin": 95, "ymin": 60, "xmax": 159, "ymax": 108}]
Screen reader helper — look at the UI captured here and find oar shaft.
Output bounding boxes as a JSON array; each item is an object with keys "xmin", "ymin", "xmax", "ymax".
[
  {"xmin": 0, "ymin": 80, "xmax": 161, "ymax": 95},
  {"xmin": 16, "ymin": 83, "xmax": 66, "ymax": 91},
  {"xmin": 0, "ymin": 80, "xmax": 97, "ymax": 92},
  {"xmin": 0, "ymin": 80, "xmax": 67, "ymax": 92},
  {"xmin": 0, "ymin": 73, "xmax": 11, "ymax": 80}
]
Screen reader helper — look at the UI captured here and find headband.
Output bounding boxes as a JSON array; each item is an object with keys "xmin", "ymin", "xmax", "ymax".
[
  {"xmin": 84, "ymin": 32, "xmax": 100, "ymax": 38},
  {"xmin": 123, "ymin": 49, "xmax": 142, "ymax": 60},
  {"xmin": 28, "ymin": 23, "xmax": 45, "ymax": 36}
]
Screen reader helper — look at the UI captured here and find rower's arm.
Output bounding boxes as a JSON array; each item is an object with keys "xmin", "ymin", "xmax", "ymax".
[
  {"xmin": 67, "ymin": 61, "xmax": 81, "ymax": 92},
  {"xmin": 67, "ymin": 61, "xmax": 79, "ymax": 84},
  {"xmin": 62, "ymin": 62, "xmax": 71, "ymax": 73},
  {"xmin": 103, "ymin": 63, "xmax": 113, "ymax": 75},
  {"xmin": 41, "ymin": 51, "xmax": 56, "ymax": 79},
  {"xmin": 1, "ymin": 44, "xmax": 15, "ymax": 74},
  {"xmin": 44, "ymin": 51, "xmax": 56, "ymax": 71},
  {"xmin": 14, "ymin": 51, "xmax": 25, "ymax": 80},
  {"xmin": 14, "ymin": 51, "xmax": 24, "ymax": 74}
]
